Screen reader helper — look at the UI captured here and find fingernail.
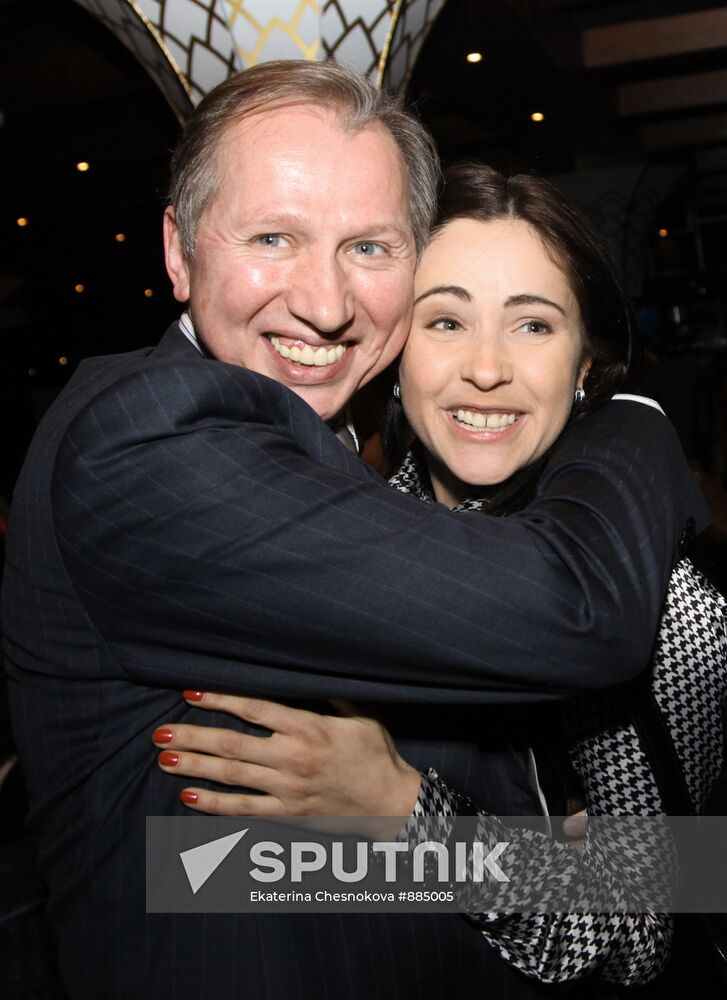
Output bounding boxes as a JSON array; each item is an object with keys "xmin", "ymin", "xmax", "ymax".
[
  {"xmin": 158, "ymin": 751, "xmax": 179, "ymax": 767},
  {"xmin": 153, "ymin": 728, "xmax": 174, "ymax": 744},
  {"xmin": 180, "ymin": 790, "xmax": 198, "ymax": 804},
  {"xmin": 183, "ymin": 690, "xmax": 205, "ymax": 702}
]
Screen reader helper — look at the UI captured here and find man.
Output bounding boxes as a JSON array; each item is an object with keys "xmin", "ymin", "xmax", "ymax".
[{"xmin": 2, "ymin": 61, "xmax": 707, "ymax": 998}]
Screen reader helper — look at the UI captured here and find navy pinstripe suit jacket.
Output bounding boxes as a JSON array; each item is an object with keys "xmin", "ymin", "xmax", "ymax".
[{"xmin": 2, "ymin": 325, "xmax": 708, "ymax": 998}]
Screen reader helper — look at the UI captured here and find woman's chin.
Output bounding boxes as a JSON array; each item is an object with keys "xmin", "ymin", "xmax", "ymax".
[{"xmin": 447, "ymin": 455, "xmax": 523, "ymax": 492}]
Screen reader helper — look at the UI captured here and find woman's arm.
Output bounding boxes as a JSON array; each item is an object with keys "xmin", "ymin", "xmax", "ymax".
[
  {"xmin": 410, "ymin": 768, "xmax": 672, "ymax": 986},
  {"xmin": 154, "ymin": 691, "xmax": 672, "ymax": 987}
]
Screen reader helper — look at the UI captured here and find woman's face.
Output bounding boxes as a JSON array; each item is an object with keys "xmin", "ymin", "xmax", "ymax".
[{"xmin": 400, "ymin": 217, "xmax": 590, "ymax": 506}]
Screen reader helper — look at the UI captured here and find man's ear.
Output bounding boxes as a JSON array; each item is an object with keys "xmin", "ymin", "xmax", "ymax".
[{"xmin": 163, "ymin": 206, "xmax": 191, "ymax": 303}]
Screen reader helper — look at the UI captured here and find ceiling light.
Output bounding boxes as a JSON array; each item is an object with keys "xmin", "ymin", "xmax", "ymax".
[
  {"xmin": 58, "ymin": 356, "xmax": 69, "ymax": 366},
  {"xmin": 28, "ymin": 368, "xmax": 37, "ymax": 377},
  {"xmin": 76, "ymin": 161, "xmax": 90, "ymax": 172},
  {"xmin": 658, "ymin": 228, "xmax": 668, "ymax": 238},
  {"xmin": 74, "ymin": 283, "xmax": 85, "ymax": 293},
  {"xmin": 115, "ymin": 232, "xmax": 126, "ymax": 243},
  {"xmin": 530, "ymin": 112, "xmax": 545, "ymax": 123},
  {"xmin": 144, "ymin": 288, "xmax": 154, "ymax": 298},
  {"xmin": 466, "ymin": 52, "xmax": 483, "ymax": 63},
  {"xmin": 16, "ymin": 217, "xmax": 28, "ymax": 227}
]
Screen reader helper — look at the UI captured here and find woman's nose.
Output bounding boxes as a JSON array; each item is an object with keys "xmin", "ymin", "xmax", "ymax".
[{"xmin": 461, "ymin": 335, "xmax": 513, "ymax": 389}]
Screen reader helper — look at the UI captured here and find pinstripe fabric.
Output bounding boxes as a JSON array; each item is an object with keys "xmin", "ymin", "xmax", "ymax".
[{"xmin": 2, "ymin": 324, "xmax": 708, "ymax": 999}]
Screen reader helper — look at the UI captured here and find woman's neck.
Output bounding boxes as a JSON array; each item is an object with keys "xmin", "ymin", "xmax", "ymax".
[{"xmin": 426, "ymin": 453, "xmax": 496, "ymax": 509}]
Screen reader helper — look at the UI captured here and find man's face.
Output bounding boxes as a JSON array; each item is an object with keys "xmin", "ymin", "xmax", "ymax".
[{"xmin": 164, "ymin": 105, "xmax": 416, "ymax": 421}]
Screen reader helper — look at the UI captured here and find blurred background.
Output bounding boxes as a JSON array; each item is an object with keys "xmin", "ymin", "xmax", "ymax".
[{"xmin": 1, "ymin": 0, "xmax": 727, "ymax": 577}]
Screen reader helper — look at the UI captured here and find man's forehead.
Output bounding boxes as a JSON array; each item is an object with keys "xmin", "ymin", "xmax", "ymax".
[
  {"xmin": 218, "ymin": 102, "xmax": 400, "ymax": 160},
  {"xmin": 211, "ymin": 103, "xmax": 412, "ymax": 223}
]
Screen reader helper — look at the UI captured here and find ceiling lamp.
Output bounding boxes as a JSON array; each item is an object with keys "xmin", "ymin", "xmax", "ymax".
[{"xmin": 466, "ymin": 52, "xmax": 483, "ymax": 63}]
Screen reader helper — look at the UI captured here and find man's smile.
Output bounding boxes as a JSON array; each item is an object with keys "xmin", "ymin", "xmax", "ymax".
[{"xmin": 269, "ymin": 335, "xmax": 348, "ymax": 367}]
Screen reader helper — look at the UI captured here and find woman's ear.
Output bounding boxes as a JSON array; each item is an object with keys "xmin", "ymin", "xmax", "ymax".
[{"xmin": 578, "ymin": 355, "xmax": 593, "ymax": 390}]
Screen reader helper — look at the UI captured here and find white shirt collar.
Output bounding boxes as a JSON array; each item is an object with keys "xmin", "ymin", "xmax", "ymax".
[{"xmin": 178, "ymin": 312, "xmax": 202, "ymax": 354}]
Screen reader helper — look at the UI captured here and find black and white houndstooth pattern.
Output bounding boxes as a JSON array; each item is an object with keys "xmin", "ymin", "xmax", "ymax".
[
  {"xmin": 653, "ymin": 559, "xmax": 726, "ymax": 811},
  {"xmin": 391, "ymin": 449, "xmax": 727, "ymax": 986}
]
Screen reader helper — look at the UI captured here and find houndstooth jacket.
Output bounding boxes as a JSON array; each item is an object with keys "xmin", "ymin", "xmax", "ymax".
[{"xmin": 390, "ymin": 448, "xmax": 727, "ymax": 987}]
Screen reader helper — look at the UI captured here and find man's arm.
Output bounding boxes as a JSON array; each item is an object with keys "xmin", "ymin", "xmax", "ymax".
[{"xmin": 52, "ymin": 360, "xmax": 708, "ymax": 703}]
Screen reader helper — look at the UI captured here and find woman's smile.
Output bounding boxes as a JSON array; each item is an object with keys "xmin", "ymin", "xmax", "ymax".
[{"xmin": 447, "ymin": 407, "xmax": 523, "ymax": 435}]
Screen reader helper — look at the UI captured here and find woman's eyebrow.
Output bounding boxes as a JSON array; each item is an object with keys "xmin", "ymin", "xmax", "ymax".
[
  {"xmin": 414, "ymin": 284, "xmax": 472, "ymax": 306},
  {"xmin": 505, "ymin": 293, "xmax": 566, "ymax": 315}
]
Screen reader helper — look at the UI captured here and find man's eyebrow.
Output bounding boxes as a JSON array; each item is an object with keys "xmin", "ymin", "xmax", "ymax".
[
  {"xmin": 252, "ymin": 212, "xmax": 310, "ymax": 229},
  {"xmin": 414, "ymin": 284, "xmax": 472, "ymax": 305},
  {"xmin": 505, "ymin": 293, "xmax": 566, "ymax": 315},
  {"xmin": 253, "ymin": 214, "xmax": 410, "ymax": 240}
]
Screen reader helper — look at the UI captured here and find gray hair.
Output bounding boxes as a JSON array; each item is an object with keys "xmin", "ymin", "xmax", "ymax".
[{"xmin": 167, "ymin": 60, "xmax": 440, "ymax": 258}]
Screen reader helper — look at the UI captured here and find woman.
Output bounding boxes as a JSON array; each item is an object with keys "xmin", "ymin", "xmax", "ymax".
[{"xmin": 153, "ymin": 165, "xmax": 727, "ymax": 987}]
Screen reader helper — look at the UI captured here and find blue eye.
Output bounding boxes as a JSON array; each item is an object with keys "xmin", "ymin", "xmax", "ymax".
[
  {"xmin": 256, "ymin": 234, "xmax": 284, "ymax": 248},
  {"xmin": 353, "ymin": 242, "xmax": 383, "ymax": 256}
]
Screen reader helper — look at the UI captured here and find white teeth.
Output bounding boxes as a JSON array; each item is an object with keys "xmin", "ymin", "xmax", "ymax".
[
  {"xmin": 270, "ymin": 337, "xmax": 346, "ymax": 367},
  {"xmin": 454, "ymin": 409, "xmax": 518, "ymax": 431}
]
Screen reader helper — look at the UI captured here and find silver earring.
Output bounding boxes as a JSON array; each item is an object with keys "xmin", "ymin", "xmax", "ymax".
[
  {"xmin": 574, "ymin": 387, "xmax": 585, "ymax": 404},
  {"xmin": 393, "ymin": 382, "xmax": 402, "ymax": 400}
]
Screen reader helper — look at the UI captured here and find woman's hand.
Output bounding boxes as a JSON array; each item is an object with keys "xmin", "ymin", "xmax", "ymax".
[{"xmin": 152, "ymin": 692, "xmax": 422, "ymax": 819}]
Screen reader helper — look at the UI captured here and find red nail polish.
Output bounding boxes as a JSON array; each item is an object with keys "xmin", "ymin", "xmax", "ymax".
[
  {"xmin": 158, "ymin": 751, "xmax": 179, "ymax": 767},
  {"xmin": 183, "ymin": 690, "xmax": 205, "ymax": 702},
  {"xmin": 153, "ymin": 728, "xmax": 174, "ymax": 744},
  {"xmin": 180, "ymin": 790, "xmax": 198, "ymax": 804}
]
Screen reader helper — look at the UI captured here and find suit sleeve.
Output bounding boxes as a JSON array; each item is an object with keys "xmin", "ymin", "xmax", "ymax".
[{"xmin": 52, "ymin": 360, "xmax": 709, "ymax": 703}]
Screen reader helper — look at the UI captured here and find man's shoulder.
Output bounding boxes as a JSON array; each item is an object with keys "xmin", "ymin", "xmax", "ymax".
[
  {"xmin": 55, "ymin": 326, "xmax": 293, "ymax": 427},
  {"xmin": 68, "ymin": 322, "xmax": 201, "ymax": 399},
  {"xmin": 53, "ymin": 328, "xmax": 328, "ymax": 463}
]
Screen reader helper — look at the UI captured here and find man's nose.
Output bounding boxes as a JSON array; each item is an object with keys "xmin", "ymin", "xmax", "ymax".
[
  {"xmin": 461, "ymin": 334, "xmax": 513, "ymax": 390},
  {"xmin": 286, "ymin": 255, "xmax": 354, "ymax": 335}
]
